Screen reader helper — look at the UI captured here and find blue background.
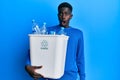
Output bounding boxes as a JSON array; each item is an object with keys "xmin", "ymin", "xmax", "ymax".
[{"xmin": 0, "ymin": 0, "xmax": 120, "ymax": 80}]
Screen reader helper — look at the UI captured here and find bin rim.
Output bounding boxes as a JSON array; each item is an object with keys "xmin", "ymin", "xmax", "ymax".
[{"xmin": 28, "ymin": 34, "xmax": 69, "ymax": 38}]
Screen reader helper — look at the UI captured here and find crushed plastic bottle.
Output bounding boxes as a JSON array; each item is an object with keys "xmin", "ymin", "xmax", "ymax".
[
  {"xmin": 50, "ymin": 31, "xmax": 56, "ymax": 35},
  {"xmin": 32, "ymin": 19, "xmax": 41, "ymax": 34},
  {"xmin": 41, "ymin": 22, "xmax": 48, "ymax": 34}
]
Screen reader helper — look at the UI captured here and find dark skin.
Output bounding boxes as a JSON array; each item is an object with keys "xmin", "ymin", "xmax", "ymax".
[
  {"xmin": 25, "ymin": 7, "xmax": 73, "ymax": 79},
  {"xmin": 58, "ymin": 7, "xmax": 73, "ymax": 28},
  {"xmin": 25, "ymin": 65, "xmax": 44, "ymax": 79}
]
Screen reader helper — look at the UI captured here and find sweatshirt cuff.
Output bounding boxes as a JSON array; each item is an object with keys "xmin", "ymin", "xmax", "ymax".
[{"xmin": 80, "ymin": 73, "xmax": 86, "ymax": 80}]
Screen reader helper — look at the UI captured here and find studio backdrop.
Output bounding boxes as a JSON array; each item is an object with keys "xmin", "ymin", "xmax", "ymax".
[{"xmin": 0, "ymin": 0, "xmax": 120, "ymax": 80}]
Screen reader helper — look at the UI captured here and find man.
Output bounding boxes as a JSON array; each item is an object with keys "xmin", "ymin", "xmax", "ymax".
[{"xmin": 25, "ymin": 2, "xmax": 85, "ymax": 80}]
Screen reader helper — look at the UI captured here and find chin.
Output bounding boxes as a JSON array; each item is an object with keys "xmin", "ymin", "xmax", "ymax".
[
  {"xmin": 60, "ymin": 24, "xmax": 67, "ymax": 27},
  {"xmin": 60, "ymin": 25, "xmax": 66, "ymax": 27}
]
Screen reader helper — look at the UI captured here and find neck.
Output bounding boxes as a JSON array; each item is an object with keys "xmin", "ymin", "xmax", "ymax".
[{"xmin": 59, "ymin": 24, "xmax": 69, "ymax": 28}]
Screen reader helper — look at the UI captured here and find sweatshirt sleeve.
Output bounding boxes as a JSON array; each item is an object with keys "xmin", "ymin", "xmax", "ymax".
[
  {"xmin": 26, "ymin": 49, "xmax": 31, "ymax": 65},
  {"xmin": 76, "ymin": 31, "xmax": 85, "ymax": 80}
]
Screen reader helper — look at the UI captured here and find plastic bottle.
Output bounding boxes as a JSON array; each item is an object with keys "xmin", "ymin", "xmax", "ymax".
[
  {"xmin": 41, "ymin": 22, "xmax": 48, "ymax": 35},
  {"xmin": 50, "ymin": 31, "xmax": 56, "ymax": 35},
  {"xmin": 58, "ymin": 27, "xmax": 66, "ymax": 35},
  {"xmin": 32, "ymin": 19, "xmax": 41, "ymax": 34}
]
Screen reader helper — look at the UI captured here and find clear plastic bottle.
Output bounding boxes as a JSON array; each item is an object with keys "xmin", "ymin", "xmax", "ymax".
[
  {"xmin": 32, "ymin": 19, "xmax": 41, "ymax": 34},
  {"xmin": 50, "ymin": 31, "xmax": 56, "ymax": 35},
  {"xmin": 41, "ymin": 22, "xmax": 48, "ymax": 35},
  {"xmin": 58, "ymin": 27, "xmax": 66, "ymax": 35}
]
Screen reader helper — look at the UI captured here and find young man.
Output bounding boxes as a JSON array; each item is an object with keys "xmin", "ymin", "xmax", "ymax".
[{"xmin": 25, "ymin": 2, "xmax": 85, "ymax": 80}]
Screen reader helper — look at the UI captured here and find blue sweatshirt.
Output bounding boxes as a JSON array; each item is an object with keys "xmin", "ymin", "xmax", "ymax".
[{"xmin": 26, "ymin": 25, "xmax": 85, "ymax": 80}]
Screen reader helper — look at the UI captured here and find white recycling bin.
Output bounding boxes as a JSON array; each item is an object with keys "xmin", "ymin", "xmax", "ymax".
[{"xmin": 29, "ymin": 34, "xmax": 69, "ymax": 79}]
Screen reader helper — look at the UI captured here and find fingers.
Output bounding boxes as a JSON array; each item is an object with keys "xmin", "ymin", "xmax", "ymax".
[
  {"xmin": 32, "ymin": 72, "xmax": 44, "ymax": 79},
  {"xmin": 25, "ymin": 65, "xmax": 44, "ymax": 79},
  {"xmin": 34, "ymin": 72, "xmax": 44, "ymax": 77},
  {"xmin": 32, "ymin": 67, "xmax": 44, "ymax": 79},
  {"xmin": 33, "ymin": 66, "xmax": 43, "ymax": 69}
]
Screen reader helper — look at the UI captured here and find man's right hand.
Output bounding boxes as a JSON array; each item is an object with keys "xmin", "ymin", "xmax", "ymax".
[{"xmin": 25, "ymin": 65, "xmax": 44, "ymax": 79}]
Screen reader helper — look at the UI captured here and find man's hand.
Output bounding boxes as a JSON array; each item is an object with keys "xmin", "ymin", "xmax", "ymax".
[{"xmin": 25, "ymin": 65, "xmax": 44, "ymax": 79}]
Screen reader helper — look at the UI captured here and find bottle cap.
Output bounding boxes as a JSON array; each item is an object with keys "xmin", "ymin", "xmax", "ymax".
[
  {"xmin": 32, "ymin": 19, "xmax": 35, "ymax": 23},
  {"xmin": 61, "ymin": 27, "xmax": 64, "ymax": 29}
]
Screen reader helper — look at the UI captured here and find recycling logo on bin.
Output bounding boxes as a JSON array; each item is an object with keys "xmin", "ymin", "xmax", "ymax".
[{"xmin": 41, "ymin": 40, "xmax": 48, "ymax": 50}]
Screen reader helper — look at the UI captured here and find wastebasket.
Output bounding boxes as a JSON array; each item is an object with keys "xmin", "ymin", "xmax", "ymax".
[{"xmin": 29, "ymin": 34, "xmax": 69, "ymax": 79}]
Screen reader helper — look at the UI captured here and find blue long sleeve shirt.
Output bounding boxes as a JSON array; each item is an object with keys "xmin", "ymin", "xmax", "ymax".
[{"xmin": 26, "ymin": 25, "xmax": 85, "ymax": 80}]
